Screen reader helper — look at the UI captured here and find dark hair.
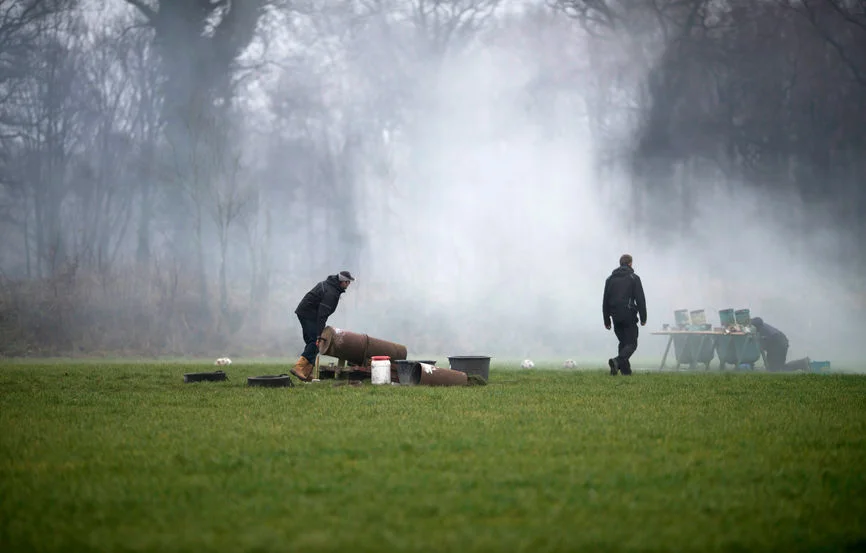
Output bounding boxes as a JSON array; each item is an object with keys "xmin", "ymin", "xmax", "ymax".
[{"xmin": 619, "ymin": 254, "xmax": 633, "ymax": 266}]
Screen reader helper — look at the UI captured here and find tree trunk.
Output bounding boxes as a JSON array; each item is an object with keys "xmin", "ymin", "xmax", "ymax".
[
  {"xmin": 219, "ymin": 231, "xmax": 228, "ymax": 317},
  {"xmin": 255, "ymin": 208, "xmax": 272, "ymax": 330},
  {"xmin": 195, "ymin": 202, "xmax": 209, "ymax": 318},
  {"xmin": 34, "ymin": 187, "xmax": 45, "ymax": 279},
  {"xmin": 24, "ymin": 195, "xmax": 32, "ymax": 278},
  {"xmin": 136, "ymin": 177, "xmax": 153, "ymax": 266}
]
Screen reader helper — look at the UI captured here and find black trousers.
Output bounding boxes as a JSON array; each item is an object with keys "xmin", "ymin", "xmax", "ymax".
[
  {"xmin": 298, "ymin": 315, "xmax": 320, "ymax": 363},
  {"xmin": 613, "ymin": 321, "xmax": 639, "ymax": 373},
  {"xmin": 765, "ymin": 338, "xmax": 789, "ymax": 371}
]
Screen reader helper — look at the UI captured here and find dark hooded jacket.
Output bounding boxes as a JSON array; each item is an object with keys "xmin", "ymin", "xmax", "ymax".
[
  {"xmin": 295, "ymin": 275, "xmax": 346, "ymax": 335},
  {"xmin": 751, "ymin": 317, "xmax": 788, "ymax": 349},
  {"xmin": 603, "ymin": 265, "xmax": 647, "ymax": 325}
]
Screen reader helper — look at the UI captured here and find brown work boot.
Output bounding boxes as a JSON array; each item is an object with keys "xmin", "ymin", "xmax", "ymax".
[{"xmin": 290, "ymin": 356, "xmax": 313, "ymax": 382}]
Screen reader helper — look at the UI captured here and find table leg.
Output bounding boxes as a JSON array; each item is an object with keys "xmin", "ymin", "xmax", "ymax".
[
  {"xmin": 688, "ymin": 336, "xmax": 699, "ymax": 371},
  {"xmin": 704, "ymin": 336, "xmax": 713, "ymax": 370},
  {"xmin": 732, "ymin": 337, "xmax": 741, "ymax": 367},
  {"xmin": 721, "ymin": 336, "xmax": 733, "ymax": 370},
  {"xmin": 714, "ymin": 336, "xmax": 721, "ymax": 369},
  {"xmin": 756, "ymin": 335, "xmax": 768, "ymax": 369},
  {"xmin": 731, "ymin": 335, "xmax": 761, "ymax": 370},
  {"xmin": 659, "ymin": 335, "xmax": 673, "ymax": 371}
]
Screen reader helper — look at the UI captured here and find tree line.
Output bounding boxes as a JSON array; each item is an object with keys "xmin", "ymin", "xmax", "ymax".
[{"xmin": 0, "ymin": 0, "xmax": 862, "ymax": 356}]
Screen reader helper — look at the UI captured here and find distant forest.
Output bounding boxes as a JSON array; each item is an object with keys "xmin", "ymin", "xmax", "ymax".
[{"xmin": 1, "ymin": 0, "xmax": 863, "ymax": 357}]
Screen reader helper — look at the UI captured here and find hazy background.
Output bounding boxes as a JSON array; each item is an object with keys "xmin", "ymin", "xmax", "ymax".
[{"xmin": 0, "ymin": 0, "xmax": 863, "ymax": 365}]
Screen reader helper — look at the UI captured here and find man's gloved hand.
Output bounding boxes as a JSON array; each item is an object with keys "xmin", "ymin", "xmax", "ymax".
[
  {"xmin": 640, "ymin": 319, "xmax": 647, "ymax": 327},
  {"xmin": 604, "ymin": 318, "xmax": 611, "ymax": 330}
]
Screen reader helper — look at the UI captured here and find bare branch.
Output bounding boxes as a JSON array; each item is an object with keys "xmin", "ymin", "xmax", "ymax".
[
  {"xmin": 780, "ymin": 0, "xmax": 866, "ymax": 86},
  {"xmin": 826, "ymin": 0, "xmax": 866, "ymax": 33},
  {"xmin": 122, "ymin": 0, "xmax": 156, "ymax": 23}
]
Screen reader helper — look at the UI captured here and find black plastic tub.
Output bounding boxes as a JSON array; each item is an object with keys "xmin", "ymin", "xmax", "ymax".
[
  {"xmin": 247, "ymin": 374, "xmax": 294, "ymax": 388},
  {"xmin": 184, "ymin": 370, "xmax": 227, "ymax": 383},
  {"xmin": 448, "ymin": 356, "xmax": 491, "ymax": 381}
]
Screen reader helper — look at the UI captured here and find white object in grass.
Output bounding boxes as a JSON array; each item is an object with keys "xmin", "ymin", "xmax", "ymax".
[
  {"xmin": 214, "ymin": 357, "xmax": 232, "ymax": 366},
  {"xmin": 563, "ymin": 359, "xmax": 576, "ymax": 369},
  {"xmin": 520, "ymin": 359, "xmax": 535, "ymax": 369}
]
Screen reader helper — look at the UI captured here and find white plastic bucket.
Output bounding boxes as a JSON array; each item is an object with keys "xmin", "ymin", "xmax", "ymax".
[{"xmin": 371, "ymin": 356, "xmax": 391, "ymax": 385}]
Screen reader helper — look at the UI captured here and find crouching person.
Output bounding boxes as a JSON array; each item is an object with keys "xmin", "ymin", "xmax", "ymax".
[{"xmin": 751, "ymin": 317, "xmax": 810, "ymax": 372}]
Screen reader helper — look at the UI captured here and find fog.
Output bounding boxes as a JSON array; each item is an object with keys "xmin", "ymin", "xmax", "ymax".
[
  {"xmin": 1, "ymin": 0, "xmax": 863, "ymax": 367},
  {"xmin": 345, "ymin": 54, "xmax": 852, "ymax": 364},
  {"xmin": 263, "ymin": 11, "xmax": 860, "ymax": 365}
]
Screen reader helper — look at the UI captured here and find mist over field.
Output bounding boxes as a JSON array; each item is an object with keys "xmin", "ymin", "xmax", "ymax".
[{"xmin": 0, "ymin": 0, "xmax": 863, "ymax": 365}]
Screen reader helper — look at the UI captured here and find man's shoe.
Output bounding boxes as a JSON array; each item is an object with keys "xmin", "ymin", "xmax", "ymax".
[
  {"xmin": 290, "ymin": 356, "xmax": 313, "ymax": 382},
  {"xmin": 608, "ymin": 358, "xmax": 619, "ymax": 375}
]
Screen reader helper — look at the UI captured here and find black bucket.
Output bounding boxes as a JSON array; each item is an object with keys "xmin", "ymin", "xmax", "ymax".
[
  {"xmin": 247, "ymin": 374, "xmax": 294, "ymax": 388},
  {"xmin": 448, "ymin": 356, "xmax": 491, "ymax": 381},
  {"xmin": 184, "ymin": 370, "xmax": 227, "ymax": 383}
]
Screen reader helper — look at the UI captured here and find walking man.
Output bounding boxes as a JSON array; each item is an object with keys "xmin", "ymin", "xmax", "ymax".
[
  {"xmin": 290, "ymin": 271, "xmax": 355, "ymax": 382},
  {"xmin": 603, "ymin": 254, "xmax": 647, "ymax": 376}
]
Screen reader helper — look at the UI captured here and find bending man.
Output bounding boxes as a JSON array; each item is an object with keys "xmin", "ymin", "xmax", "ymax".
[
  {"xmin": 291, "ymin": 271, "xmax": 355, "ymax": 382},
  {"xmin": 751, "ymin": 317, "xmax": 810, "ymax": 371}
]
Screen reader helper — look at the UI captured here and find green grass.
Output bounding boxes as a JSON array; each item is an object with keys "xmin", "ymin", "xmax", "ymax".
[{"xmin": 1, "ymin": 361, "xmax": 865, "ymax": 553}]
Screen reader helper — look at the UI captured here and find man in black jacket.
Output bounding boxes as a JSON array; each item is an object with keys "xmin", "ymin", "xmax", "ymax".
[
  {"xmin": 603, "ymin": 254, "xmax": 647, "ymax": 376},
  {"xmin": 290, "ymin": 271, "xmax": 355, "ymax": 382},
  {"xmin": 750, "ymin": 317, "xmax": 810, "ymax": 371}
]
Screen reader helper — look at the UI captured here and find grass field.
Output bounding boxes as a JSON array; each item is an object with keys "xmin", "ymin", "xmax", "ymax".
[{"xmin": 1, "ymin": 360, "xmax": 865, "ymax": 553}]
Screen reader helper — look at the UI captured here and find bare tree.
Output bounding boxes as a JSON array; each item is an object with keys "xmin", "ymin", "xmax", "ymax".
[
  {"xmin": 115, "ymin": 19, "xmax": 163, "ymax": 268},
  {"xmin": 551, "ymin": 0, "xmax": 866, "ymax": 260},
  {"xmin": 209, "ymin": 142, "xmax": 254, "ymax": 328},
  {"xmin": 266, "ymin": 0, "xmax": 506, "ymax": 274},
  {"xmin": 164, "ymin": 106, "xmax": 215, "ymax": 317},
  {"xmin": 551, "ymin": 0, "xmax": 716, "ymax": 234},
  {"xmin": 120, "ymin": 0, "xmax": 275, "ymax": 326},
  {"xmin": 66, "ymin": 22, "xmax": 145, "ymax": 276},
  {"xmin": 123, "ymin": 0, "xmax": 273, "ymax": 136},
  {"xmin": 0, "ymin": 0, "xmax": 78, "ymax": 87},
  {"xmin": 404, "ymin": 0, "xmax": 501, "ymax": 57},
  {"xmin": 0, "ymin": 0, "xmax": 79, "ymax": 276},
  {"xmin": 12, "ymin": 13, "xmax": 87, "ymax": 277},
  {"xmin": 240, "ymin": 186, "xmax": 270, "ymax": 332},
  {"xmin": 779, "ymin": 0, "xmax": 866, "ymax": 86}
]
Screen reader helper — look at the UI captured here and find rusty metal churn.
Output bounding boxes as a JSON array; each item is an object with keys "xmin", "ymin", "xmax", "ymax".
[{"xmin": 318, "ymin": 326, "xmax": 407, "ymax": 366}]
